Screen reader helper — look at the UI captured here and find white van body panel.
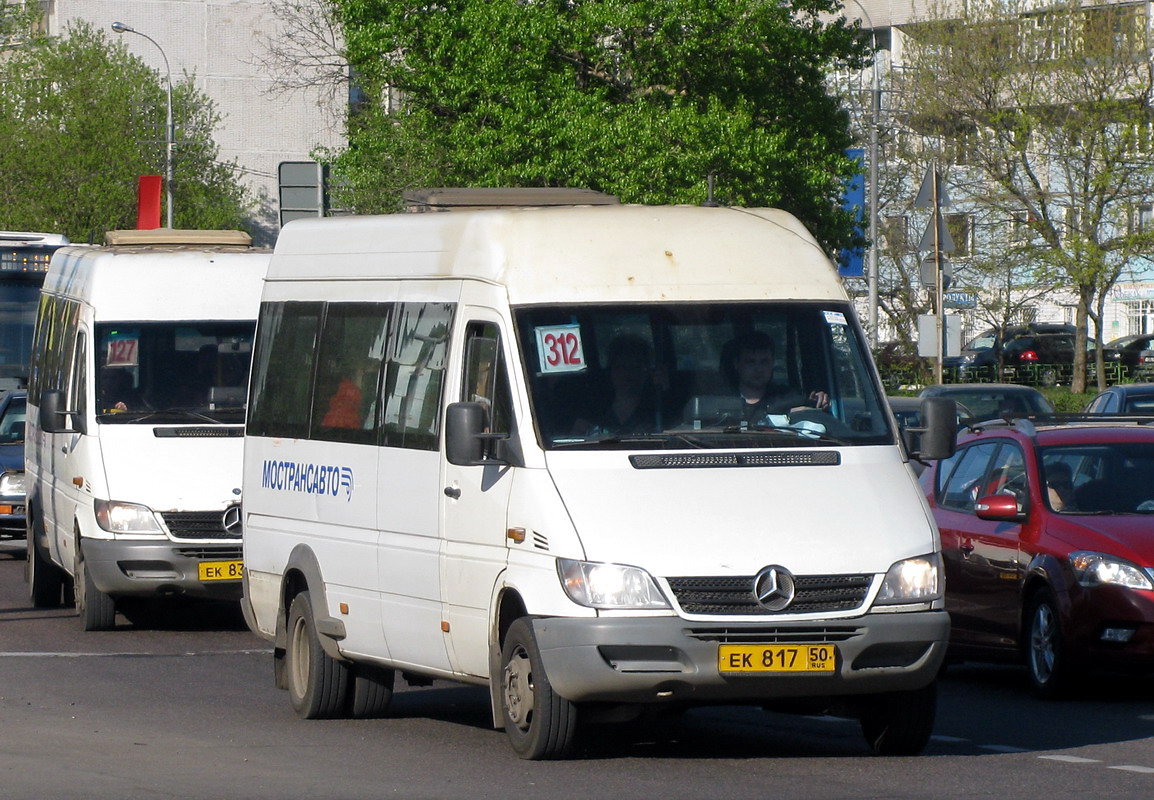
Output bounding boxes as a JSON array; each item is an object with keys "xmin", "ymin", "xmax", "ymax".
[{"xmin": 544, "ymin": 447, "xmax": 933, "ymax": 581}]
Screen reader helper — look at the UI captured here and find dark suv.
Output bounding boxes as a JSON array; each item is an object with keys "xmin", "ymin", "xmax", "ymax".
[
  {"xmin": 1000, "ymin": 333, "xmax": 1121, "ymax": 386},
  {"xmin": 945, "ymin": 323, "xmax": 1075, "ymax": 380},
  {"xmin": 922, "ymin": 417, "xmax": 1154, "ymax": 697}
]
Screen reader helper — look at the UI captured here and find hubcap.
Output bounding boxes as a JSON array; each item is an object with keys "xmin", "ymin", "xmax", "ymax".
[
  {"xmin": 503, "ymin": 646, "xmax": 534, "ymax": 731},
  {"xmin": 1030, "ymin": 603, "xmax": 1056, "ymax": 684},
  {"xmin": 289, "ymin": 615, "xmax": 309, "ymax": 696}
]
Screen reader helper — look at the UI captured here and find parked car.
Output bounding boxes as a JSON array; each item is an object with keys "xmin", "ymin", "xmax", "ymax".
[
  {"xmin": 0, "ymin": 390, "xmax": 26, "ymax": 541},
  {"xmin": 1000, "ymin": 333, "xmax": 1121, "ymax": 386},
  {"xmin": 944, "ymin": 323, "xmax": 1075, "ymax": 379},
  {"xmin": 918, "ymin": 383, "xmax": 1054, "ymax": 422},
  {"xmin": 1106, "ymin": 334, "xmax": 1154, "ymax": 378},
  {"xmin": 922, "ymin": 417, "xmax": 1154, "ymax": 697},
  {"xmin": 1084, "ymin": 383, "xmax": 1154, "ymax": 414}
]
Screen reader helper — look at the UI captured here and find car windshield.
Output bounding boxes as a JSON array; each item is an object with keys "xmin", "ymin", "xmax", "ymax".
[
  {"xmin": 95, "ymin": 322, "xmax": 254, "ymax": 424},
  {"xmin": 1042, "ymin": 442, "xmax": 1154, "ymax": 514},
  {"xmin": 514, "ymin": 301, "xmax": 893, "ymax": 450},
  {"xmin": 0, "ymin": 395, "xmax": 25, "ymax": 443}
]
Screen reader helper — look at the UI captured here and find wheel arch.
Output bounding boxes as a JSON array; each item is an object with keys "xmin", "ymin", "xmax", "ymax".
[
  {"xmin": 275, "ymin": 544, "xmax": 346, "ymax": 662},
  {"xmin": 1020, "ymin": 553, "xmax": 1072, "ymax": 650},
  {"xmin": 488, "ymin": 586, "xmax": 528, "ymax": 727}
]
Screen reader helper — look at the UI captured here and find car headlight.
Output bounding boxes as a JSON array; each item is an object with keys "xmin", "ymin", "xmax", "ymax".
[
  {"xmin": 1070, "ymin": 551, "xmax": 1154, "ymax": 590},
  {"xmin": 0, "ymin": 470, "xmax": 26, "ymax": 495},
  {"xmin": 557, "ymin": 559, "xmax": 670, "ymax": 609},
  {"xmin": 874, "ymin": 553, "xmax": 942, "ymax": 605},
  {"xmin": 94, "ymin": 499, "xmax": 164, "ymax": 534}
]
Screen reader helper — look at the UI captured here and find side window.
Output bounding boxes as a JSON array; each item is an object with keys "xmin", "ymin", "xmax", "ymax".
[
  {"xmin": 380, "ymin": 302, "xmax": 454, "ymax": 450},
  {"xmin": 310, "ymin": 303, "xmax": 389, "ymax": 445},
  {"xmin": 248, "ymin": 301, "xmax": 322, "ymax": 439},
  {"xmin": 987, "ymin": 443, "xmax": 1028, "ymax": 505},
  {"xmin": 461, "ymin": 321, "xmax": 514, "ymax": 436},
  {"xmin": 939, "ymin": 441, "xmax": 1001, "ymax": 512},
  {"xmin": 28, "ymin": 293, "xmax": 54, "ymax": 398},
  {"xmin": 70, "ymin": 332, "xmax": 87, "ymax": 421}
]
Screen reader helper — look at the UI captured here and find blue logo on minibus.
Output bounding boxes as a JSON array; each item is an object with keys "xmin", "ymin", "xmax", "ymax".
[{"xmin": 261, "ymin": 460, "xmax": 353, "ymax": 501}]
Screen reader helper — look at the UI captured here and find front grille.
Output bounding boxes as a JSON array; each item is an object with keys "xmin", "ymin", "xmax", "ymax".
[
  {"xmin": 176, "ymin": 546, "xmax": 243, "ymax": 560},
  {"xmin": 686, "ymin": 626, "xmax": 865, "ymax": 644},
  {"xmin": 667, "ymin": 573, "xmax": 872, "ymax": 615},
  {"xmin": 161, "ymin": 511, "xmax": 239, "ymax": 540}
]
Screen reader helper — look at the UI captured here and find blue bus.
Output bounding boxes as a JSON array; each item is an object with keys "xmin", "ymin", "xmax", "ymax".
[{"xmin": 0, "ymin": 232, "xmax": 69, "ymax": 392}]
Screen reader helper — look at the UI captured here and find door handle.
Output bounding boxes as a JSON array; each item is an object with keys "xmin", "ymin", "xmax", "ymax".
[
  {"xmin": 960, "ymin": 540, "xmax": 975, "ymax": 557},
  {"xmin": 443, "ymin": 485, "xmax": 461, "ymax": 499}
]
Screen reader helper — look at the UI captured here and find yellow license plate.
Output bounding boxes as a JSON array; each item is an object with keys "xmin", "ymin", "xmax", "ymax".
[
  {"xmin": 718, "ymin": 644, "xmax": 837, "ymax": 673},
  {"xmin": 198, "ymin": 560, "xmax": 244, "ymax": 582}
]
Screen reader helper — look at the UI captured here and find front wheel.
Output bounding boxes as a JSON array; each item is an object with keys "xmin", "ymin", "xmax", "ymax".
[
  {"xmin": 75, "ymin": 548, "xmax": 116, "ymax": 631},
  {"xmin": 1026, "ymin": 589, "xmax": 1077, "ymax": 699},
  {"xmin": 286, "ymin": 591, "xmax": 349, "ymax": 719},
  {"xmin": 859, "ymin": 682, "xmax": 937, "ymax": 756},
  {"xmin": 499, "ymin": 618, "xmax": 578, "ymax": 760}
]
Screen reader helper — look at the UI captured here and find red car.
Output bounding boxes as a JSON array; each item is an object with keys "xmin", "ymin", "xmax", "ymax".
[{"xmin": 922, "ymin": 418, "xmax": 1154, "ymax": 697}]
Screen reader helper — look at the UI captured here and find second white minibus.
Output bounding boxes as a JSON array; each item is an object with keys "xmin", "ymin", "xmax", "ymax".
[{"xmin": 26, "ymin": 229, "xmax": 269, "ymax": 630}]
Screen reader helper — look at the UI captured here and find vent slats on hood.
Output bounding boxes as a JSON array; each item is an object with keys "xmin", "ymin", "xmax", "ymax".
[
  {"xmin": 154, "ymin": 426, "xmax": 243, "ymax": 438},
  {"xmin": 630, "ymin": 451, "xmax": 840, "ymax": 469}
]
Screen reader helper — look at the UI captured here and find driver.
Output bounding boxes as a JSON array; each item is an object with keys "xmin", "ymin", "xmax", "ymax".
[{"xmin": 723, "ymin": 331, "xmax": 830, "ymax": 425}]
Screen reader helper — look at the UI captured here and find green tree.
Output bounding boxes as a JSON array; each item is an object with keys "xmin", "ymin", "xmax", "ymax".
[
  {"xmin": 894, "ymin": 0, "xmax": 1154, "ymax": 392},
  {"xmin": 327, "ymin": 0, "xmax": 871, "ymax": 253},
  {"xmin": 0, "ymin": 16, "xmax": 251, "ymax": 239}
]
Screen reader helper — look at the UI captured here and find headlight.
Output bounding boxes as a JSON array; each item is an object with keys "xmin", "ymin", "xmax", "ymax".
[
  {"xmin": 0, "ymin": 470, "xmax": 26, "ymax": 495},
  {"xmin": 557, "ymin": 559, "xmax": 670, "ymax": 609},
  {"xmin": 94, "ymin": 499, "xmax": 164, "ymax": 534},
  {"xmin": 874, "ymin": 553, "xmax": 942, "ymax": 605},
  {"xmin": 1070, "ymin": 551, "xmax": 1154, "ymax": 590}
]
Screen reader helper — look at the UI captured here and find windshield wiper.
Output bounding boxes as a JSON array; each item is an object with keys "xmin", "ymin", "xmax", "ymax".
[
  {"xmin": 112, "ymin": 408, "xmax": 225, "ymax": 424},
  {"xmin": 551, "ymin": 432, "xmax": 710, "ymax": 449}
]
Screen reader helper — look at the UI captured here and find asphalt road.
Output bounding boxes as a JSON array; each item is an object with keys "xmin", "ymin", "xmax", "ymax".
[{"xmin": 2, "ymin": 540, "xmax": 1154, "ymax": 800}]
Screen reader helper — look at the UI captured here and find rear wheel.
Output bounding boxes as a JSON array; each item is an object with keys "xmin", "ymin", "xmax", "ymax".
[
  {"xmin": 75, "ymin": 548, "xmax": 116, "ymax": 631},
  {"xmin": 859, "ymin": 682, "xmax": 937, "ymax": 756},
  {"xmin": 286, "ymin": 591, "xmax": 349, "ymax": 719},
  {"xmin": 499, "ymin": 618, "xmax": 578, "ymax": 760},
  {"xmin": 1026, "ymin": 589, "xmax": 1077, "ymax": 699},
  {"xmin": 27, "ymin": 528, "xmax": 65, "ymax": 608}
]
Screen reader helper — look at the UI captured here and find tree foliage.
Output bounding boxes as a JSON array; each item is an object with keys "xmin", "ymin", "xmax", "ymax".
[
  {"xmin": 326, "ymin": 0, "xmax": 871, "ymax": 253},
  {"xmin": 895, "ymin": 0, "xmax": 1154, "ymax": 391},
  {"xmin": 0, "ymin": 13, "xmax": 252, "ymax": 239}
]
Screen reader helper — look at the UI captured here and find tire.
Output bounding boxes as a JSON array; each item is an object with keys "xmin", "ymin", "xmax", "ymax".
[
  {"xmin": 499, "ymin": 618, "xmax": 578, "ymax": 760},
  {"xmin": 286, "ymin": 591, "xmax": 349, "ymax": 719},
  {"xmin": 1026, "ymin": 589, "xmax": 1077, "ymax": 699},
  {"xmin": 27, "ymin": 530, "xmax": 65, "ymax": 608},
  {"xmin": 859, "ymin": 682, "xmax": 937, "ymax": 756},
  {"xmin": 75, "ymin": 548, "xmax": 117, "ymax": 631},
  {"xmin": 347, "ymin": 663, "xmax": 395, "ymax": 719}
]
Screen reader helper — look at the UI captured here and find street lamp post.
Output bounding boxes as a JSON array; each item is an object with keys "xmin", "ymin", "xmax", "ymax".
[{"xmin": 112, "ymin": 21, "xmax": 174, "ymax": 229}]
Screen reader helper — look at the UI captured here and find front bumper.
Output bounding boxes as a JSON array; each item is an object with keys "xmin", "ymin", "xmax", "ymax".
[
  {"xmin": 81, "ymin": 538, "xmax": 243, "ymax": 600},
  {"xmin": 530, "ymin": 610, "xmax": 949, "ymax": 705}
]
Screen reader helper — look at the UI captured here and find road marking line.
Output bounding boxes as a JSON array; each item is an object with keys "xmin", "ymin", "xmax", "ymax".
[
  {"xmin": 1108, "ymin": 765, "xmax": 1154, "ymax": 774},
  {"xmin": 1039, "ymin": 755, "xmax": 1101, "ymax": 764}
]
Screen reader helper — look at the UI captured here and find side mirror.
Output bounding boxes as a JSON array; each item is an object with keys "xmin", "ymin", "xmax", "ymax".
[
  {"xmin": 38, "ymin": 389, "xmax": 82, "ymax": 435},
  {"xmin": 445, "ymin": 402, "xmax": 488, "ymax": 466},
  {"xmin": 912, "ymin": 398, "xmax": 956, "ymax": 461},
  {"xmin": 975, "ymin": 493, "xmax": 1026, "ymax": 521}
]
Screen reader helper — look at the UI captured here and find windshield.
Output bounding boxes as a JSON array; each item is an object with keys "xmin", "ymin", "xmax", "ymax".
[
  {"xmin": 95, "ymin": 322, "xmax": 255, "ymax": 424},
  {"xmin": 0, "ymin": 280, "xmax": 45, "ymax": 390},
  {"xmin": 514, "ymin": 301, "xmax": 892, "ymax": 450},
  {"xmin": 1042, "ymin": 442, "xmax": 1154, "ymax": 514}
]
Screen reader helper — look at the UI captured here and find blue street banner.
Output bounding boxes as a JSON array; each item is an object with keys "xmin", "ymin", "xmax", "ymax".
[{"xmin": 838, "ymin": 149, "xmax": 865, "ymax": 278}]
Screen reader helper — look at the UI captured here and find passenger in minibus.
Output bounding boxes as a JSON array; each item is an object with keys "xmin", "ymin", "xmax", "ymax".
[{"xmin": 574, "ymin": 334, "xmax": 660, "ymax": 435}]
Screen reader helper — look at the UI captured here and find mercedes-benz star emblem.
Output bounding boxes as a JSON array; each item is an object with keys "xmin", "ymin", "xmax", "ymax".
[
  {"xmin": 753, "ymin": 565, "xmax": 796, "ymax": 612},
  {"xmin": 222, "ymin": 504, "xmax": 243, "ymax": 536}
]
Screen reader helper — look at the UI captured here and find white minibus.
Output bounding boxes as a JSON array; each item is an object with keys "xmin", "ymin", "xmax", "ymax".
[
  {"xmin": 241, "ymin": 204, "xmax": 956, "ymax": 759},
  {"xmin": 26, "ymin": 229, "xmax": 269, "ymax": 631}
]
